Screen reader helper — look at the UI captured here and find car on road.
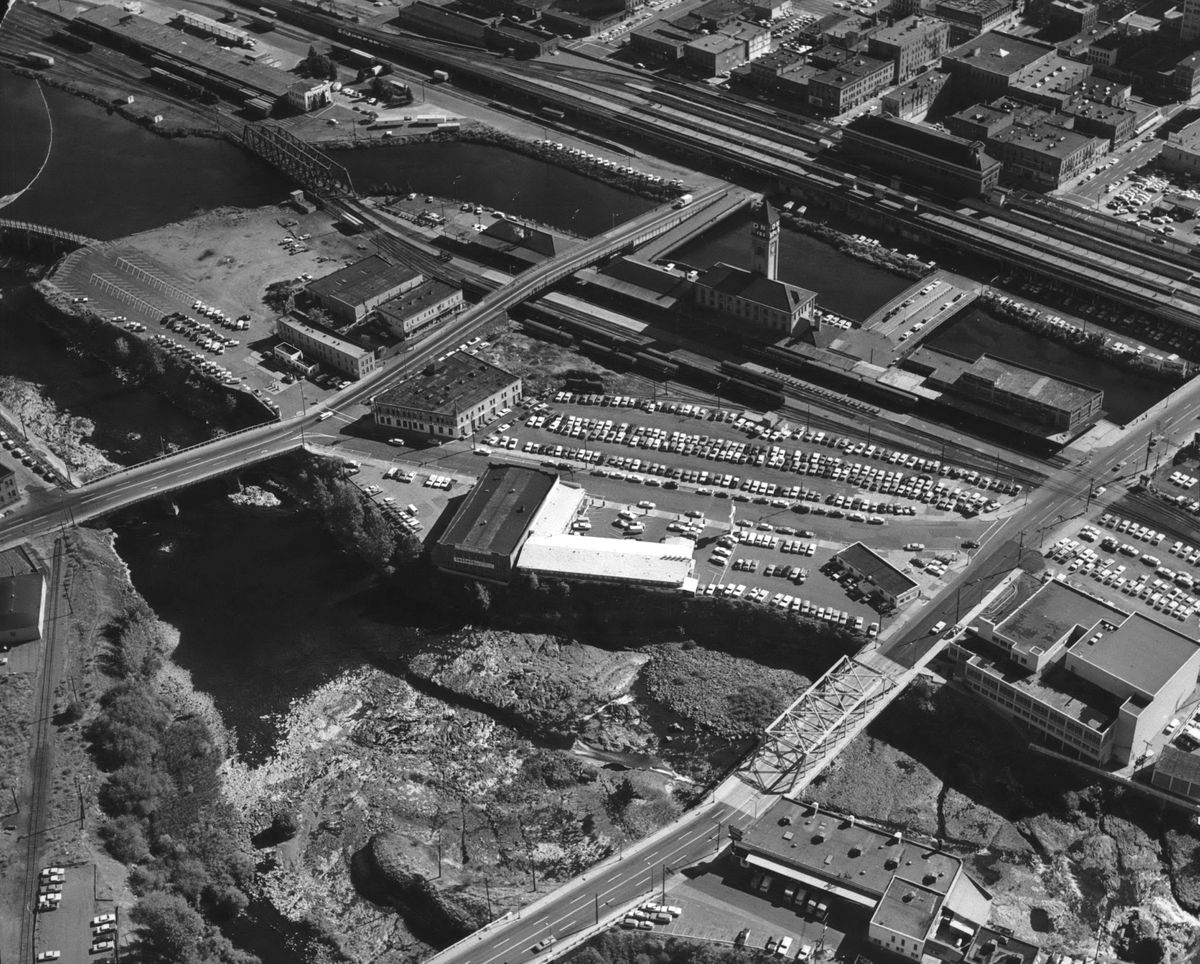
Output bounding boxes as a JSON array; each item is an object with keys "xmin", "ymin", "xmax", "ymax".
[
  {"xmin": 735, "ymin": 928, "xmax": 750, "ymax": 948},
  {"xmin": 317, "ymin": 411, "xmax": 334, "ymax": 421},
  {"xmin": 962, "ymin": 540, "xmax": 980, "ymax": 549},
  {"xmin": 531, "ymin": 936, "xmax": 558, "ymax": 953},
  {"xmin": 36, "ymin": 953, "xmax": 61, "ymax": 962},
  {"xmin": 930, "ymin": 620, "xmax": 947, "ymax": 635}
]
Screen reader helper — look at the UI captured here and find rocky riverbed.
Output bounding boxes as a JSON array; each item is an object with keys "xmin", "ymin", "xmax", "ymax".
[
  {"xmin": 225, "ymin": 629, "xmax": 815, "ymax": 960},
  {"xmin": 0, "ymin": 374, "xmax": 116, "ymax": 480}
]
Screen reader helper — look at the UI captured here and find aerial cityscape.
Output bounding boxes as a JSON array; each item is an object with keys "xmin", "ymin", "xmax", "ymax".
[{"xmin": 3, "ymin": 0, "xmax": 1200, "ymax": 960}]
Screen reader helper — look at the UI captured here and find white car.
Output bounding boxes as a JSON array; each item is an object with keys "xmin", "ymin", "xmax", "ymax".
[
  {"xmin": 930, "ymin": 620, "xmax": 947, "ymax": 635},
  {"xmin": 36, "ymin": 953, "xmax": 61, "ymax": 962}
]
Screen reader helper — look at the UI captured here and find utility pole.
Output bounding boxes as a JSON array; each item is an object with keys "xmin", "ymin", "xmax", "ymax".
[
  {"xmin": 485, "ymin": 878, "xmax": 493, "ymax": 921},
  {"xmin": 594, "ymin": 893, "xmax": 599, "ymax": 925}
]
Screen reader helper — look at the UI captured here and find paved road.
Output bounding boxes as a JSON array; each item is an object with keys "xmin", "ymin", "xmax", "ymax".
[{"xmin": 0, "ymin": 192, "xmax": 724, "ymax": 552}]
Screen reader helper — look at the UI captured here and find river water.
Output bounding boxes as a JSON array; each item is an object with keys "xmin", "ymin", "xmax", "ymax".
[
  {"xmin": 925, "ymin": 306, "xmax": 1170, "ymax": 425},
  {"xmin": 332, "ymin": 140, "xmax": 656, "ymax": 235},
  {"xmin": 668, "ymin": 209, "xmax": 911, "ymax": 321}
]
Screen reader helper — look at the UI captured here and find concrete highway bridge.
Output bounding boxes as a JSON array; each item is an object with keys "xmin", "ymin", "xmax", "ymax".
[{"xmin": 0, "ymin": 189, "xmax": 730, "ymax": 551}]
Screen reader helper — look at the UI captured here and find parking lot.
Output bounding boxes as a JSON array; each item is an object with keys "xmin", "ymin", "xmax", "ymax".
[
  {"xmin": 31, "ymin": 864, "xmax": 119, "ymax": 962},
  {"xmin": 656, "ymin": 856, "xmax": 865, "ymax": 962}
]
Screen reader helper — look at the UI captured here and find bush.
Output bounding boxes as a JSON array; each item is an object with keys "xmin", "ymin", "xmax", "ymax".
[{"xmin": 100, "ymin": 815, "xmax": 151, "ymax": 863}]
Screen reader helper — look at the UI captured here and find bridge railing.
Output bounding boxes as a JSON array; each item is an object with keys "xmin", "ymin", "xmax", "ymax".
[
  {"xmin": 86, "ymin": 417, "xmax": 286, "ymax": 484},
  {"xmin": 0, "ymin": 218, "xmax": 99, "ymax": 246}
]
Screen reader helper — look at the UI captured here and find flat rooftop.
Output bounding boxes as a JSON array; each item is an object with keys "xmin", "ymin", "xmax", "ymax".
[
  {"xmin": 307, "ymin": 255, "xmax": 420, "ymax": 309},
  {"xmin": 738, "ymin": 798, "xmax": 962, "ymax": 902},
  {"xmin": 872, "ymin": 15, "xmax": 946, "ymax": 46},
  {"xmin": 845, "ymin": 115, "xmax": 1000, "ymax": 172},
  {"xmin": 74, "ymin": 6, "xmax": 293, "ymax": 98},
  {"xmin": 1069, "ymin": 612, "xmax": 1199, "ymax": 699},
  {"xmin": 872, "ymin": 877, "xmax": 942, "ymax": 942},
  {"xmin": 991, "ymin": 122, "xmax": 1096, "ymax": 159},
  {"xmin": 1011, "ymin": 55, "xmax": 1093, "ymax": 95},
  {"xmin": 518, "ymin": 534, "xmax": 695, "ymax": 586},
  {"xmin": 438, "ymin": 463, "xmax": 557, "ymax": 557},
  {"xmin": 278, "ymin": 317, "xmax": 372, "ymax": 358},
  {"xmin": 995, "ymin": 578, "xmax": 1124, "ymax": 656},
  {"xmin": 962, "ymin": 636, "xmax": 1120, "ymax": 730},
  {"xmin": 835, "ymin": 541, "xmax": 917, "ymax": 597},
  {"xmin": 376, "ymin": 352, "xmax": 519, "ymax": 416},
  {"xmin": 943, "ymin": 31, "xmax": 1055, "ymax": 77},
  {"xmin": 965, "ymin": 353, "xmax": 1102, "ymax": 411},
  {"xmin": 376, "ymin": 279, "xmax": 460, "ymax": 321}
]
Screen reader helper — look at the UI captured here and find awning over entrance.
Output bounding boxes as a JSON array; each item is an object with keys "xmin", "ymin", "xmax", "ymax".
[{"xmin": 745, "ymin": 853, "xmax": 876, "ymax": 908}]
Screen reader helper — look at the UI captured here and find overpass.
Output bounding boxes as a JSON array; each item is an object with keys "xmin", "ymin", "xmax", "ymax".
[{"xmin": 0, "ymin": 190, "xmax": 728, "ymax": 551}]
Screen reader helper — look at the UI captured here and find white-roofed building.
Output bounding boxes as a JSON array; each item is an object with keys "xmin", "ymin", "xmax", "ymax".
[{"xmin": 517, "ymin": 534, "xmax": 697, "ymax": 591}]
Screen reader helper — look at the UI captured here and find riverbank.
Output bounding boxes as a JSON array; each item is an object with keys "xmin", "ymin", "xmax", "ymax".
[
  {"xmin": 782, "ymin": 212, "xmax": 933, "ymax": 283},
  {"xmin": 0, "ymin": 374, "xmax": 117, "ymax": 482},
  {"xmin": 977, "ymin": 290, "xmax": 1192, "ymax": 381}
]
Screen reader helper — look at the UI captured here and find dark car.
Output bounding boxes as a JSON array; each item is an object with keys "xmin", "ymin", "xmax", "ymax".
[
  {"xmin": 963, "ymin": 539, "xmax": 980, "ymax": 549},
  {"xmin": 735, "ymin": 929, "xmax": 750, "ymax": 948}
]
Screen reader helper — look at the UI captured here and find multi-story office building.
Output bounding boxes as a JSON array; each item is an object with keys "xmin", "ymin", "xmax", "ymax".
[
  {"xmin": 869, "ymin": 15, "xmax": 950, "ymax": 83},
  {"xmin": 807, "ymin": 55, "xmax": 893, "ymax": 114},
  {"xmin": 953, "ymin": 578, "xmax": 1200, "ymax": 766}
]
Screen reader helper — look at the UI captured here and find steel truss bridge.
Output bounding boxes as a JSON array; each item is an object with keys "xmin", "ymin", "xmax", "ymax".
[
  {"xmin": 741, "ymin": 655, "xmax": 897, "ymax": 795},
  {"xmin": 241, "ymin": 124, "xmax": 355, "ymax": 194}
]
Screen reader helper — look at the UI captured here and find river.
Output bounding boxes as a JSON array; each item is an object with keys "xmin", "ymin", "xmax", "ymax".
[
  {"xmin": 667, "ymin": 209, "xmax": 911, "ymax": 321},
  {"xmin": 924, "ymin": 306, "xmax": 1171, "ymax": 424},
  {"xmin": 331, "ymin": 140, "xmax": 656, "ymax": 235},
  {"xmin": 0, "ymin": 73, "xmax": 294, "ymax": 239}
]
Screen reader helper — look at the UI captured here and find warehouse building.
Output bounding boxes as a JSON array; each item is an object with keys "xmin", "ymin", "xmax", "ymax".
[
  {"xmin": 0, "ymin": 572, "xmax": 47, "ymax": 645},
  {"xmin": 989, "ymin": 122, "xmax": 1101, "ymax": 190},
  {"xmin": 920, "ymin": 351, "xmax": 1103, "ymax": 432},
  {"xmin": 395, "ymin": 2, "xmax": 489, "ymax": 45},
  {"xmin": 518, "ymin": 535, "xmax": 697, "ymax": 591},
  {"xmin": 431, "ymin": 463, "xmax": 561, "ymax": 581},
  {"xmin": 868, "ymin": 16, "xmax": 950, "ymax": 83},
  {"xmin": 306, "ymin": 255, "xmax": 424, "ymax": 325},
  {"xmin": 832, "ymin": 542, "xmax": 919, "ymax": 608},
  {"xmin": 841, "ymin": 115, "xmax": 1002, "ymax": 197},
  {"xmin": 954, "ymin": 578, "xmax": 1200, "ymax": 766},
  {"xmin": 732, "ymin": 799, "xmax": 994, "ymax": 962},
  {"xmin": 941, "ymin": 32, "xmax": 1056, "ymax": 99},
  {"xmin": 376, "ymin": 280, "xmax": 464, "ymax": 341},
  {"xmin": 0, "ymin": 463, "xmax": 17, "ymax": 510},
  {"xmin": 932, "ymin": 0, "xmax": 1018, "ymax": 43},
  {"xmin": 372, "ymin": 352, "xmax": 522, "ymax": 440},
  {"xmin": 275, "ymin": 317, "xmax": 377, "ymax": 379},
  {"xmin": 881, "ymin": 70, "xmax": 950, "ymax": 119}
]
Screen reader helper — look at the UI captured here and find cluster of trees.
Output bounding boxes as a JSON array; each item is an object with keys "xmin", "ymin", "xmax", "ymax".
[
  {"xmin": 85, "ymin": 603, "xmax": 259, "ymax": 964},
  {"xmin": 297, "ymin": 458, "xmax": 420, "ymax": 574},
  {"xmin": 301, "ymin": 45, "xmax": 339, "ymax": 81}
]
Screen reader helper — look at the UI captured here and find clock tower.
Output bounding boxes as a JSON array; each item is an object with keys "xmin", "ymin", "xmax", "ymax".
[{"xmin": 750, "ymin": 199, "xmax": 779, "ymax": 281}]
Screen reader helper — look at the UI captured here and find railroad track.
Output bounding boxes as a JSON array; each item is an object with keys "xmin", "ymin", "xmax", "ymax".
[{"xmin": 16, "ymin": 537, "xmax": 65, "ymax": 964}]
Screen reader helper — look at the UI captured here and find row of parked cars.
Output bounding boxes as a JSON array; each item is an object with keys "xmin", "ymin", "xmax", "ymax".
[{"xmin": 0, "ymin": 431, "xmax": 59, "ymax": 487}]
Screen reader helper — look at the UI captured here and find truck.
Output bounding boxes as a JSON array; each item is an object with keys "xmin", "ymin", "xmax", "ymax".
[
  {"xmin": 431, "ymin": 69, "xmax": 449, "ymax": 83},
  {"xmin": 672, "ymin": 193, "xmax": 693, "ymax": 209}
]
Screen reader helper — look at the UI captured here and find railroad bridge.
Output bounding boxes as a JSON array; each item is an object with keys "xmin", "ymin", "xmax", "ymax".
[{"xmin": 0, "ymin": 219, "xmax": 100, "ymax": 260}]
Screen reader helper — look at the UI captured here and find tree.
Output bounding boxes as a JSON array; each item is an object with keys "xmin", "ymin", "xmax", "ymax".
[
  {"xmin": 130, "ymin": 891, "xmax": 206, "ymax": 964},
  {"xmin": 99, "ymin": 764, "xmax": 174, "ymax": 819}
]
